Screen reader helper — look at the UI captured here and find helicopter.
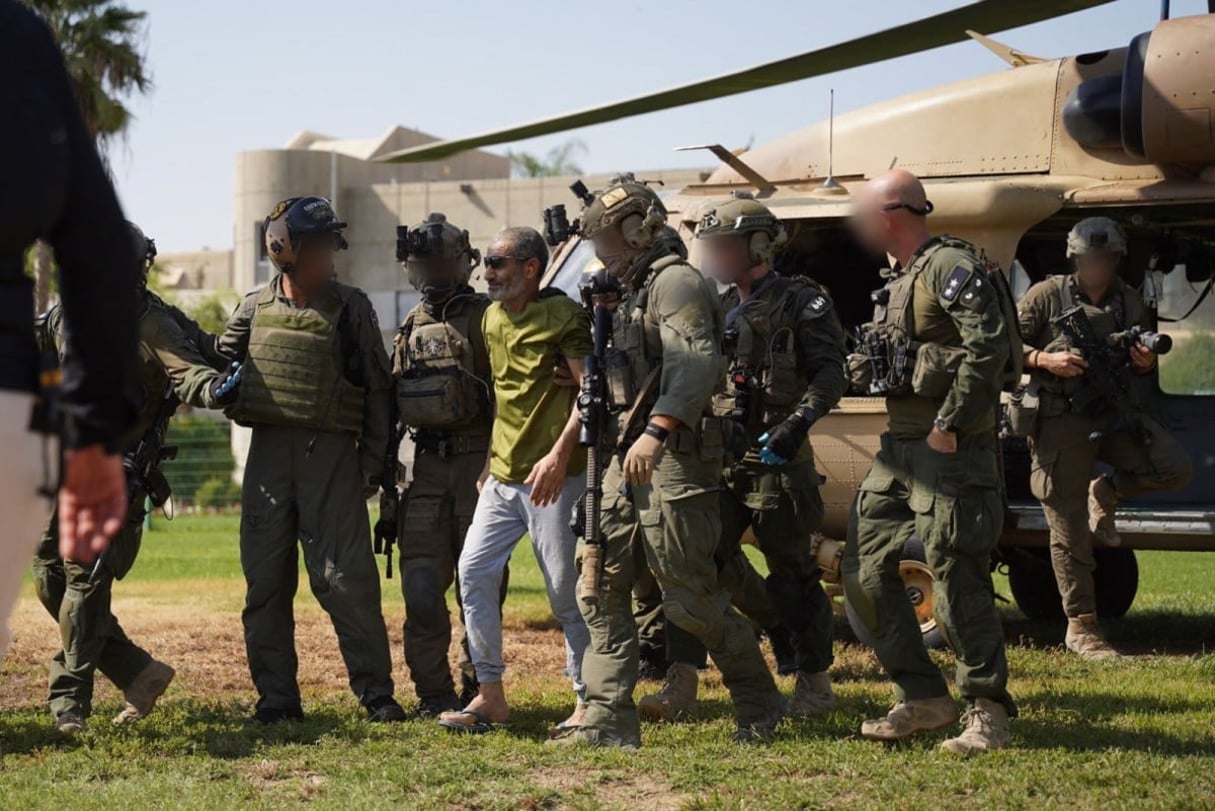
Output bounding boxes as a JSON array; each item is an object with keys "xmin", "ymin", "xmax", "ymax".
[{"xmin": 382, "ymin": 0, "xmax": 1215, "ymax": 645}]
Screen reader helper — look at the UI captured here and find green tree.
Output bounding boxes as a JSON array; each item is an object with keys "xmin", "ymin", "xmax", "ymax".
[
  {"xmin": 22, "ymin": 0, "xmax": 153, "ymax": 313},
  {"xmin": 176, "ymin": 291, "xmax": 240, "ymax": 336},
  {"xmin": 508, "ymin": 138, "xmax": 587, "ymax": 178}
]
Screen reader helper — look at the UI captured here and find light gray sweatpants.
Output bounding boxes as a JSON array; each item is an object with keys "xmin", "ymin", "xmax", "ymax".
[{"xmin": 458, "ymin": 474, "xmax": 588, "ymax": 701}]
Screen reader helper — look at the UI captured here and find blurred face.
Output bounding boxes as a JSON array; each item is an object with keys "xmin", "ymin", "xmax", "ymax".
[
  {"xmin": 699, "ymin": 234, "xmax": 753, "ymax": 286},
  {"xmin": 1074, "ymin": 251, "xmax": 1120, "ymax": 286},
  {"xmin": 590, "ymin": 225, "xmax": 633, "ymax": 278},
  {"xmin": 407, "ymin": 257, "xmax": 459, "ymax": 297},
  {"xmin": 292, "ymin": 233, "xmax": 340, "ymax": 290},
  {"xmin": 850, "ymin": 196, "xmax": 898, "ymax": 256},
  {"xmin": 483, "ymin": 239, "xmax": 537, "ymax": 305}
]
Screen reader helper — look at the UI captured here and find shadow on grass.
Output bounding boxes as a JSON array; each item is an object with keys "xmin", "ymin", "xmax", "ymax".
[
  {"xmin": 1012, "ymin": 688, "xmax": 1213, "ymax": 756},
  {"xmin": 1002, "ymin": 611, "xmax": 1215, "ymax": 655}
]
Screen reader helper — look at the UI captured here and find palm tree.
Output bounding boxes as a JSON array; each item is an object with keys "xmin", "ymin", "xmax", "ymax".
[
  {"xmin": 22, "ymin": 0, "xmax": 152, "ymax": 312},
  {"xmin": 508, "ymin": 139, "xmax": 588, "ymax": 179}
]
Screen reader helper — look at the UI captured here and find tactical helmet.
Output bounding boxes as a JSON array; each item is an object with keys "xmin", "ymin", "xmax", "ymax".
[
  {"xmin": 694, "ymin": 192, "xmax": 787, "ymax": 265},
  {"xmin": 127, "ymin": 221, "xmax": 157, "ymax": 277},
  {"xmin": 264, "ymin": 196, "xmax": 348, "ymax": 272},
  {"xmin": 398, "ymin": 212, "xmax": 481, "ymax": 295},
  {"xmin": 1067, "ymin": 217, "xmax": 1127, "ymax": 258},
  {"xmin": 579, "ymin": 174, "xmax": 667, "ymax": 252}
]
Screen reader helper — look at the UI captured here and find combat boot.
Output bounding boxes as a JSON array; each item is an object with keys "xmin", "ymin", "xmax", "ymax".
[
  {"xmin": 1088, "ymin": 475, "xmax": 1121, "ymax": 547},
  {"xmin": 55, "ymin": 711, "xmax": 87, "ymax": 735},
  {"xmin": 417, "ymin": 691, "xmax": 461, "ymax": 718},
  {"xmin": 861, "ymin": 695, "xmax": 958, "ymax": 742},
  {"xmin": 731, "ymin": 692, "xmax": 786, "ymax": 744},
  {"xmin": 1065, "ymin": 613, "xmax": 1119, "ymax": 660},
  {"xmin": 940, "ymin": 698, "xmax": 1010, "ymax": 756},
  {"xmin": 113, "ymin": 659, "xmax": 176, "ymax": 724},
  {"xmin": 638, "ymin": 662, "xmax": 699, "ymax": 722},
  {"xmin": 787, "ymin": 670, "xmax": 836, "ymax": 718},
  {"xmin": 765, "ymin": 626, "xmax": 798, "ymax": 676}
]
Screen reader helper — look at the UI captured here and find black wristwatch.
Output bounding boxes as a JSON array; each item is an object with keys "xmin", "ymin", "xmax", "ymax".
[{"xmin": 933, "ymin": 416, "xmax": 955, "ymax": 434}]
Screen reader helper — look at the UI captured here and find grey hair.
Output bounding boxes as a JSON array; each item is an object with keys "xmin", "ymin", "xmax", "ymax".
[{"xmin": 495, "ymin": 226, "xmax": 549, "ymax": 270}]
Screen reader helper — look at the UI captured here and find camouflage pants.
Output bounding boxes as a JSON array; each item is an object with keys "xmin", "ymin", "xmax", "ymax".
[
  {"xmin": 663, "ymin": 459, "xmax": 831, "ymax": 672},
  {"xmin": 399, "ymin": 448, "xmax": 507, "ymax": 701},
  {"xmin": 843, "ymin": 432, "xmax": 1015, "ymax": 714},
  {"xmin": 577, "ymin": 448, "xmax": 781, "ymax": 747},
  {"xmin": 1030, "ymin": 412, "xmax": 1192, "ymax": 618},
  {"xmin": 32, "ymin": 494, "xmax": 153, "ymax": 719},
  {"xmin": 240, "ymin": 425, "xmax": 394, "ymax": 712}
]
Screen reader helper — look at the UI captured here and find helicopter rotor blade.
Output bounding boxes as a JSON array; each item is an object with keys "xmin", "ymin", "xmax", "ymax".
[{"xmin": 381, "ymin": 0, "xmax": 1117, "ymax": 163}]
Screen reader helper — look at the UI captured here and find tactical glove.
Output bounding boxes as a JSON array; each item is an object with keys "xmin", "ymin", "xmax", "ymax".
[
  {"xmin": 758, "ymin": 407, "xmax": 816, "ymax": 466},
  {"xmin": 212, "ymin": 362, "xmax": 242, "ymax": 406}
]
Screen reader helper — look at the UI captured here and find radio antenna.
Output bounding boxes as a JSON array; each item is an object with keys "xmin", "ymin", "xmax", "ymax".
[{"xmin": 817, "ymin": 89, "xmax": 845, "ymax": 194}]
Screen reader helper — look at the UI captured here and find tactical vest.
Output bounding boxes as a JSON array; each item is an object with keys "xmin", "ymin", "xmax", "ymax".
[
  {"xmin": 711, "ymin": 275, "xmax": 824, "ymax": 436},
  {"xmin": 394, "ymin": 292, "xmax": 491, "ymax": 434},
  {"xmin": 604, "ymin": 254, "xmax": 725, "ymax": 445},
  {"xmin": 1037, "ymin": 274, "xmax": 1125, "ymax": 398},
  {"xmin": 851, "ymin": 236, "xmax": 1022, "ymax": 398},
  {"xmin": 37, "ymin": 295, "xmax": 175, "ymax": 451},
  {"xmin": 229, "ymin": 283, "xmax": 365, "ymax": 433}
]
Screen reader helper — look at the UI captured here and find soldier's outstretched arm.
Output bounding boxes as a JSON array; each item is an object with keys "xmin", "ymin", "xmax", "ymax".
[
  {"xmin": 650, "ymin": 268, "xmax": 723, "ymax": 429},
  {"xmin": 143, "ymin": 309, "xmax": 228, "ymax": 410},
  {"xmin": 216, "ymin": 293, "xmax": 256, "ymax": 365},
  {"xmin": 354, "ymin": 295, "xmax": 394, "ymax": 487},
  {"xmin": 930, "ymin": 257, "xmax": 1010, "ymax": 432},
  {"xmin": 795, "ymin": 289, "xmax": 849, "ymax": 417}
]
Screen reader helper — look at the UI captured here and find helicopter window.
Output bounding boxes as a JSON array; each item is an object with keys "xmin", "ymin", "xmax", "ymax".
[
  {"xmin": 542, "ymin": 238, "xmax": 600, "ymax": 301},
  {"xmin": 1156, "ymin": 270, "xmax": 1215, "ymax": 396}
]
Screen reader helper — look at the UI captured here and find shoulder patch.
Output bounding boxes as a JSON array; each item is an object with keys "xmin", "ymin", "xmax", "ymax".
[{"xmin": 940, "ymin": 263, "xmax": 972, "ymax": 303}]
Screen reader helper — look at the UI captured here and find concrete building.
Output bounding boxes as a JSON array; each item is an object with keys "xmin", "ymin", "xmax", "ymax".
[
  {"xmin": 234, "ymin": 126, "xmax": 707, "ymax": 328},
  {"xmin": 156, "ymin": 248, "xmax": 235, "ymax": 291}
]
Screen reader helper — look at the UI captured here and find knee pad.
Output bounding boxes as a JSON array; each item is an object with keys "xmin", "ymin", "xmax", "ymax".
[
  {"xmin": 765, "ymin": 573, "xmax": 811, "ymax": 633},
  {"xmin": 403, "ymin": 565, "xmax": 446, "ymax": 628}
]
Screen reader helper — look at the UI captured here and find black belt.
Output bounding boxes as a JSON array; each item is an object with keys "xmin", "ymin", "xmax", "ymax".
[{"xmin": 413, "ymin": 431, "xmax": 490, "ymax": 459}]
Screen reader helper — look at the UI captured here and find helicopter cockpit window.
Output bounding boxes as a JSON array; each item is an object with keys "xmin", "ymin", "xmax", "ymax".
[
  {"xmin": 543, "ymin": 238, "xmax": 600, "ymax": 301},
  {"xmin": 1156, "ymin": 265, "xmax": 1215, "ymax": 396}
]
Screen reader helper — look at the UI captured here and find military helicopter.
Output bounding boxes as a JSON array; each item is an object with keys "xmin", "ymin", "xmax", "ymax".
[{"xmin": 383, "ymin": 0, "xmax": 1215, "ymax": 645}]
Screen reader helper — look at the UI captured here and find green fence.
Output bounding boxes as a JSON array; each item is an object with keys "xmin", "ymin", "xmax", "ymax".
[{"xmin": 162, "ymin": 413, "xmax": 241, "ymax": 510}]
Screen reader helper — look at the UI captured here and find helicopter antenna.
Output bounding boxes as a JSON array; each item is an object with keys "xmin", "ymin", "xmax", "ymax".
[
  {"xmin": 817, "ymin": 89, "xmax": 846, "ymax": 195},
  {"xmin": 1160, "ymin": 0, "xmax": 1169, "ymax": 20}
]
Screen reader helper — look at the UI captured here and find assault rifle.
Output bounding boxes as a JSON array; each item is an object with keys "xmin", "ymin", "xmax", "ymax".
[
  {"xmin": 1051, "ymin": 305, "xmax": 1171, "ymax": 443},
  {"xmin": 373, "ymin": 399, "xmax": 403, "ymax": 579},
  {"xmin": 574, "ymin": 269, "xmax": 621, "ymax": 606},
  {"xmin": 89, "ymin": 382, "xmax": 180, "ymax": 584}
]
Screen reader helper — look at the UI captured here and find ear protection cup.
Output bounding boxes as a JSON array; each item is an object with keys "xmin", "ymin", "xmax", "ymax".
[
  {"xmin": 621, "ymin": 204, "xmax": 666, "ymax": 250},
  {"xmin": 747, "ymin": 232, "xmax": 771, "ymax": 266}
]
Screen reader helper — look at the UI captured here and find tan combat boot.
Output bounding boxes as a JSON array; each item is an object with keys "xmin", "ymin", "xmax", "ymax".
[
  {"xmin": 638, "ymin": 662, "xmax": 698, "ymax": 722},
  {"xmin": 113, "ymin": 659, "xmax": 176, "ymax": 724},
  {"xmin": 787, "ymin": 671, "xmax": 836, "ymax": 718},
  {"xmin": 940, "ymin": 698, "xmax": 1010, "ymax": 756},
  {"xmin": 1065, "ymin": 613, "xmax": 1119, "ymax": 660},
  {"xmin": 861, "ymin": 695, "xmax": 958, "ymax": 742},
  {"xmin": 1088, "ymin": 475, "xmax": 1121, "ymax": 547}
]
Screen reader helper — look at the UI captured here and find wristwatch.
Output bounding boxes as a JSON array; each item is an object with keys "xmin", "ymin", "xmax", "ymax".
[{"xmin": 933, "ymin": 416, "xmax": 955, "ymax": 434}]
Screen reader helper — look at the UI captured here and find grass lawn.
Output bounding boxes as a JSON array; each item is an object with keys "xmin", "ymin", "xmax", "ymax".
[{"xmin": 1, "ymin": 514, "xmax": 1213, "ymax": 810}]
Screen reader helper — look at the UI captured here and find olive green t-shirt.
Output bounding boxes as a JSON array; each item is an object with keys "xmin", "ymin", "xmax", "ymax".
[{"xmin": 483, "ymin": 293, "xmax": 592, "ymax": 484}]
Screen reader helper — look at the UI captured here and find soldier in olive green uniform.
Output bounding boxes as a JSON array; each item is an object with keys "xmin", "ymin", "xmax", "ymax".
[
  {"xmin": 32, "ymin": 223, "xmax": 235, "ymax": 734},
  {"xmin": 552, "ymin": 177, "xmax": 783, "ymax": 748},
  {"xmin": 1017, "ymin": 218, "xmax": 1192, "ymax": 658},
  {"xmin": 392, "ymin": 213, "xmax": 506, "ymax": 715},
  {"xmin": 844, "ymin": 170, "xmax": 1019, "ymax": 755},
  {"xmin": 217, "ymin": 196, "xmax": 405, "ymax": 724},
  {"xmin": 639, "ymin": 194, "xmax": 847, "ymax": 722}
]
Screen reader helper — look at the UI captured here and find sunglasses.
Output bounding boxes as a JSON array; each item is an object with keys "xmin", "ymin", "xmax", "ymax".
[
  {"xmin": 879, "ymin": 201, "xmax": 934, "ymax": 216},
  {"xmin": 484, "ymin": 255, "xmax": 527, "ymax": 270}
]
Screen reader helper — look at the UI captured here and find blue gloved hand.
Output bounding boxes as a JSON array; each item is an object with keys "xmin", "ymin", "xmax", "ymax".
[
  {"xmin": 213, "ymin": 361, "xmax": 242, "ymax": 405},
  {"xmin": 757, "ymin": 407, "xmax": 816, "ymax": 466}
]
